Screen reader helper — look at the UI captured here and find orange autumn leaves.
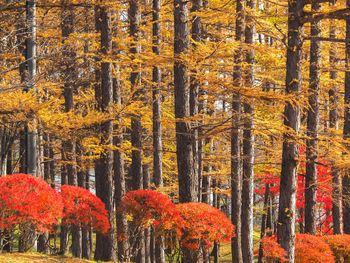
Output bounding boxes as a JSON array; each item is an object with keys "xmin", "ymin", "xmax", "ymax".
[{"xmin": 118, "ymin": 189, "xmax": 235, "ymax": 253}]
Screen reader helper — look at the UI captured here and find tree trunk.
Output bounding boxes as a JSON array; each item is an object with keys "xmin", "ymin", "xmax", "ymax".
[
  {"xmin": 25, "ymin": 0, "xmax": 37, "ymax": 177},
  {"xmin": 152, "ymin": 1, "xmax": 165, "ymax": 261},
  {"xmin": 258, "ymin": 184, "xmax": 270, "ymax": 263},
  {"xmin": 343, "ymin": 0, "xmax": 350, "ymax": 235},
  {"xmin": 174, "ymin": 0, "xmax": 196, "ymax": 204},
  {"xmin": 94, "ymin": 4, "xmax": 116, "ymax": 261},
  {"xmin": 129, "ymin": 2, "xmax": 145, "ymax": 262},
  {"xmin": 231, "ymin": 0, "xmax": 244, "ymax": 260},
  {"xmin": 190, "ymin": 0, "xmax": 201, "ymax": 203},
  {"xmin": 329, "ymin": 13, "xmax": 342, "ymax": 234},
  {"xmin": 241, "ymin": 0, "xmax": 255, "ymax": 261},
  {"xmin": 60, "ymin": 164, "xmax": 69, "ymax": 254},
  {"xmin": 305, "ymin": 0, "xmax": 321, "ymax": 235},
  {"xmin": 277, "ymin": 0, "xmax": 304, "ymax": 260},
  {"xmin": 61, "ymin": 5, "xmax": 81, "ymax": 257},
  {"xmin": 113, "ymin": 67, "xmax": 130, "ymax": 262}
]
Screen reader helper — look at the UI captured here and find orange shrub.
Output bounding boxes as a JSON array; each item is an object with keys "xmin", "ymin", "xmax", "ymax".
[{"xmin": 295, "ymin": 234, "xmax": 334, "ymax": 263}]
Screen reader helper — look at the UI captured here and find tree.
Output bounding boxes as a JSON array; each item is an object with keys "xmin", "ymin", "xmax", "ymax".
[
  {"xmin": 231, "ymin": 0, "xmax": 244, "ymax": 261},
  {"xmin": 305, "ymin": 0, "xmax": 321, "ymax": 235},
  {"xmin": 277, "ymin": 0, "xmax": 304, "ymax": 260},
  {"xmin": 94, "ymin": 2, "xmax": 116, "ymax": 261},
  {"xmin": 174, "ymin": 0, "xmax": 196, "ymax": 204},
  {"xmin": 241, "ymin": 0, "xmax": 256, "ymax": 260}
]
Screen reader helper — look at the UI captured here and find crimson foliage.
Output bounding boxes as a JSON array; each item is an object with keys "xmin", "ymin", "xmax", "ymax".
[{"xmin": 59, "ymin": 185, "xmax": 110, "ymax": 234}]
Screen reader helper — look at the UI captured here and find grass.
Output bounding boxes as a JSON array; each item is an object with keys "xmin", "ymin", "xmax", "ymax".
[{"xmin": 0, "ymin": 252, "xmax": 109, "ymax": 263}]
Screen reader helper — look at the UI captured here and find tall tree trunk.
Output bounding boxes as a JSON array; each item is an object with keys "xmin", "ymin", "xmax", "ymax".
[
  {"xmin": 25, "ymin": 0, "xmax": 37, "ymax": 177},
  {"xmin": 129, "ymin": 2, "xmax": 145, "ymax": 262},
  {"xmin": 231, "ymin": 0, "xmax": 244, "ymax": 261},
  {"xmin": 190, "ymin": 0, "xmax": 201, "ymax": 203},
  {"xmin": 61, "ymin": 5, "xmax": 81, "ymax": 257},
  {"xmin": 94, "ymin": 4, "xmax": 116, "ymax": 261},
  {"xmin": 305, "ymin": 0, "xmax": 321, "ymax": 235},
  {"xmin": 129, "ymin": 0, "xmax": 143, "ymax": 191},
  {"xmin": 277, "ymin": 0, "xmax": 304, "ymax": 260},
  {"xmin": 174, "ymin": 0, "xmax": 196, "ymax": 204},
  {"xmin": 152, "ymin": 1, "xmax": 165, "ymax": 261},
  {"xmin": 343, "ymin": 0, "xmax": 350, "ymax": 235},
  {"xmin": 241, "ymin": 0, "xmax": 255, "ymax": 261},
  {"xmin": 174, "ymin": 0, "xmax": 197, "ymax": 261},
  {"xmin": 329, "ymin": 13, "xmax": 342, "ymax": 234},
  {"xmin": 113, "ymin": 66, "xmax": 130, "ymax": 262}
]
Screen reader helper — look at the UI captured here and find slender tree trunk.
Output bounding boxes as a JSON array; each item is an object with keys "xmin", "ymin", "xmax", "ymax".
[
  {"xmin": 60, "ymin": 163, "xmax": 69, "ymax": 254},
  {"xmin": 329, "ymin": 14, "xmax": 342, "ymax": 234},
  {"xmin": 231, "ymin": 0, "xmax": 244, "ymax": 260},
  {"xmin": 343, "ymin": 0, "xmax": 350, "ymax": 235},
  {"xmin": 258, "ymin": 184, "xmax": 270, "ymax": 263},
  {"xmin": 190, "ymin": 0, "xmax": 201, "ymax": 203},
  {"xmin": 277, "ymin": 0, "xmax": 304, "ymax": 260},
  {"xmin": 113, "ymin": 66, "xmax": 130, "ymax": 262},
  {"xmin": 129, "ymin": 2, "xmax": 145, "ymax": 262},
  {"xmin": 152, "ymin": 1, "xmax": 165, "ymax": 261},
  {"xmin": 94, "ymin": 4, "xmax": 116, "ymax": 261},
  {"xmin": 241, "ymin": 0, "xmax": 255, "ymax": 261},
  {"xmin": 305, "ymin": 1, "xmax": 321, "ymax": 235}
]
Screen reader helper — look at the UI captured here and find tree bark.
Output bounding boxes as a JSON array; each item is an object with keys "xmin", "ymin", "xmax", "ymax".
[
  {"xmin": 241, "ymin": 0, "xmax": 255, "ymax": 261},
  {"xmin": 305, "ymin": 0, "xmax": 321, "ymax": 235},
  {"xmin": 129, "ymin": 0, "xmax": 143, "ymax": 191},
  {"xmin": 190, "ymin": 0, "xmax": 202, "ymax": 203},
  {"xmin": 258, "ymin": 184, "xmax": 270, "ymax": 263},
  {"xmin": 174, "ymin": 0, "xmax": 196, "ymax": 204},
  {"xmin": 94, "ymin": 4, "xmax": 116, "ymax": 261},
  {"xmin": 231, "ymin": 0, "xmax": 244, "ymax": 261},
  {"xmin": 25, "ymin": 0, "xmax": 37, "ymax": 178},
  {"xmin": 343, "ymin": 0, "xmax": 350, "ymax": 235},
  {"xmin": 277, "ymin": 0, "xmax": 304, "ymax": 260},
  {"xmin": 329, "ymin": 11, "xmax": 342, "ymax": 234},
  {"xmin": 113, "ymin": 66, "xmax": 130, "ymax": 262},
  {"xmin": 152, "ymin": 1, "xmax": 165, "ymax": 261}
]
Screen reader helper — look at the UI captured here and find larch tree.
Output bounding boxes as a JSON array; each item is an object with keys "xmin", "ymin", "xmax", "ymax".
[
  {"xmin": 241, "ymin": 0, "xmax": 255, "ymax": 260},
  {"xmin": 343, "ymin": 0, "xmax": 350, "ymax": 235},
  {"xmin": 231, "ymin": 0, "xmax": 244, "ymax": 261},
  {"xmin": 152, "ymin": 0, "xmax": 165, "ymax": 262},
  {"xmin": 329, "ymin": 4, "xmax": 342, "ymax": 234},
  {"xmin": 61, "ymin": 3, "xmax": 82, "ymax": 257},
  {"xmin": 94, "ymin": 2, "xmax": 116, "ymax": 261},
  {"xmin": 277, "ymin": 0, "xmax": 304, "ymax": 260},
  {"xmin": 305, "ymin": 0, "xmax": 321, "ymax": 235}
]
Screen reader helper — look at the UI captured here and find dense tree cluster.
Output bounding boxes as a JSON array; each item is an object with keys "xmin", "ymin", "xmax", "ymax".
[{"xmin": 1, "ymin": 0, "xmax": 350, "ymax": 262}]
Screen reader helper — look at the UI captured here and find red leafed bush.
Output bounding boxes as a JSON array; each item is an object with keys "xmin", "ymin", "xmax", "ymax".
[
  {"xmin": 175, "ymin": 203, "xmax": 235, "ymax": 250},
  {"xmin": 323, "ymin": 235, "xmax": 350, "ymax": 260},
  {"xmin": 118, "ymin": 189, "xmax": 183, "ymax": 236},
  {"xmin": 59, "ymin": 185, "xmax": 110, "ymax": 234},
  {"xmin": 260, "ymin": 236, "xmax": 287, "ymax": 262},
  {"xmin": 0, "ymin": 173, "xmax": 63, "ymax": 233},
  {"xmin": 295, "ymin": 234, "xmax": 335, "ymax": 263}
]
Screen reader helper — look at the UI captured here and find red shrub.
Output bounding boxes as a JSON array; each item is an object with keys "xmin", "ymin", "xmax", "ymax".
[
  {"xmin": 118, "ymin": 189, "xmax": 183, "ymax": 237},
  {"xmin": 175, "ymin": 202, "xmax": 235, "ymax": 250},
  {"xmin": 260, "ymin": 236, "xmax": 287, "ymax": 262},
  {"xmin": 295, "ymin": 234, "xmax": 335, "ymax": 263},
  {"xmin": 59, "ymin": 185, "xmax": 110, "ymax": 234},
  {"xmin": 323, "ymin": 234, "xmax": 350, "ymax": 260},
  {"xmin": 0, "ymin": 173, "xmax": 63, "ymax": 233}
]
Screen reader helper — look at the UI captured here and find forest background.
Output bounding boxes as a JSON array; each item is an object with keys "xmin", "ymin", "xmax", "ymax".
[{"xmin": 1, "ymin": 0, "xmax": 350, "ymax": 262}]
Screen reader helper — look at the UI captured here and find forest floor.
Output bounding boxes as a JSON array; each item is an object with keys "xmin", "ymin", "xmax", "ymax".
[{"xmin": 0, "ymin": 252, "xmax": 102, "ymax": 263}]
